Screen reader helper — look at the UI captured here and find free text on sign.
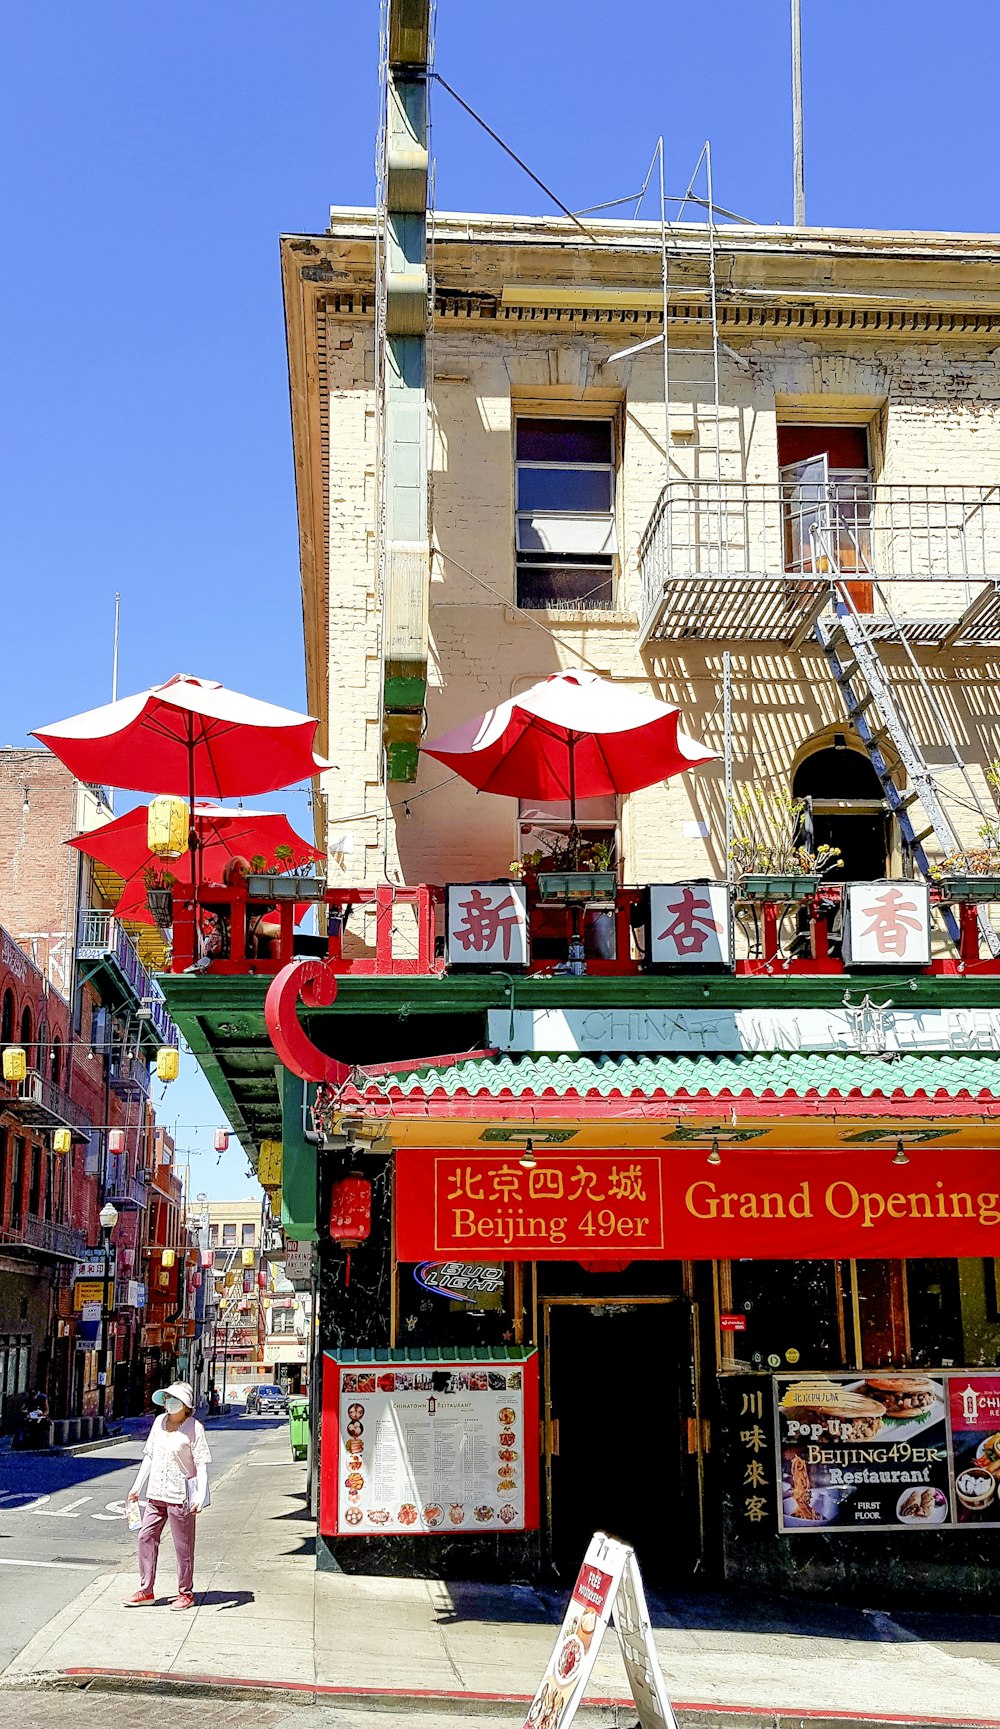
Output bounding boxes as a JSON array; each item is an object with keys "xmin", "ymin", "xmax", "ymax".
[{"xmin": 395, "ymin": 1150, "xmax": 1000, "ymax": 1262}]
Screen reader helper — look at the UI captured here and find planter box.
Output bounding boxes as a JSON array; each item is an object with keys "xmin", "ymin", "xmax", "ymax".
[
  {"xmin": 246, "ymin": 873, "xmax": 327, "ymax": 902},
  {"xmin": 537, "ymin": 871, "xmax": 617, "ymax": 903},
  {"xmin": 935, "ymin": 876, "xmax": 1000, "ymax": 903},
  {"xmin": 738, "ymin": 874, "xmax": 820, "ymax": 902},
  {"xmin": 145, "ymin": 887, "xmax": 174, "ymax": 929}
]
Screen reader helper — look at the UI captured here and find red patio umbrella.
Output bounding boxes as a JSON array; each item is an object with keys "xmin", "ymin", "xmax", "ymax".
[
  {"xmin": 422, "ymin": 668, "xmax": 716, "ymax": 815},
  {"xmin": 35, "ymin": 672, "xmax": 329, "ymax": 887},
  {"xmin": 68, "ymin": 803, "xmax": 324, "ymax": 925},
  {"xmin": 34, "ymin": 673, "xmax": 329, "ymax": 802}
]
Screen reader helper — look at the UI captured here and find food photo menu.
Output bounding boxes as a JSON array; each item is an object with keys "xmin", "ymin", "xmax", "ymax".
[
  {"xmin": 774, "ymin": 1370, "xmax": 1000, "ymax": 1532},
  {"xmin": 325, "ymin": 1354, "xmax": 538, "ymax": 1537}
]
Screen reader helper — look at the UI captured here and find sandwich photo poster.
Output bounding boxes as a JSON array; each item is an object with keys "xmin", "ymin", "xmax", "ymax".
[{"xmin": 775, "ymin": 1371, "xmax": 954, "ymax": 1532}]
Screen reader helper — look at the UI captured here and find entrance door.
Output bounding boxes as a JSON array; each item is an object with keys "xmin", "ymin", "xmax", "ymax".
[{"xmin": 543, "ymin": 1297, "xmax": 698, "ymax": 1584}]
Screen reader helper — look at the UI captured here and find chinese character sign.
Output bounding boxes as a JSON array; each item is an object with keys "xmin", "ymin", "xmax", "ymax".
[
  {"xmin": 447, "ymin": 883, "xmax": 529, "ymax": 967},
  {"xmin": 396, "ymin": 1153, "xmax": 665, "ymax": 1262},
  {"xmin": 649, "ymin": 884, "xmax": 731, "ymax": 965},
  {"xmin": 844, "ymin": 882, "xmax": 931, "ymax": 967}
]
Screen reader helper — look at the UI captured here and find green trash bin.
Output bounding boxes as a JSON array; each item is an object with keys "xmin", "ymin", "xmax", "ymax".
[{"xmin": 289, "ymin": 1396, "xmax": 309, "ymax": 1462}]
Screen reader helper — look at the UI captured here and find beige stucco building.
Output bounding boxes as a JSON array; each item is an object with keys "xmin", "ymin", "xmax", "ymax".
[{"xmin": 282, "ymin": 213, "xmax": 1000, "ymax": 939}]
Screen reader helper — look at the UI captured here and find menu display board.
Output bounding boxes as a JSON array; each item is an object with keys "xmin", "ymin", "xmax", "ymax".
[
  {"xmin": 949, "ymin": 1374, "xmax": 1000, "ymax": 1525},
  {"xmin": 320, "ymin": 1352, "xmax": 539, "ymax": 1538},
  {"xmin": 775, "ymin": 1370, "xmax": 1000, "ymax": 1532},
  {"xmin": 776, "ymin": 1372, "xmax": 950, "ymax": 1532}
]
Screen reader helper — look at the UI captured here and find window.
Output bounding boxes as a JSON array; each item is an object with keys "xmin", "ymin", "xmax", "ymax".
[
  {"xmin": 515, "ymin": 417, "xmax": 616, "ymax": 610},
  {"xmin": 0, "ymin": 1129, "xmax": 7, "ymax": 1226},
  {"xmin": 50, "ymin": 1036, "xmax": 61, "ymax": 1088},
  {"xmin": 270, "ymin": 1309, "xmax": 298, "ymax": 1336},
  {"xmin": 222, "ymin": 1223, "xmax": 237, "ymax": 1245},
  {"xmin": 208, "ymin": 1223, "xmax": 219, "ymax": 1246},
  {"xmin": 19, "ymin": 1005, "xmax": 32, "ymax": 1057},
  {"xmin": 28, "ymin": 1144, "xmax": 42, "ymax": 1216},
  {"xmin": 242, "ymin": 1223, "xmax": 256, "ymax": 1247},
  {"xmin": 9, "ymin": 1138, "xmax": 25, "ymax": 1228},
  {"xmin": 518, "ymin": 795, "xmax": 619, "ymax": 961},
  {"xmin": 778, "ymin": 424, "xmax": 873, "ymax": 612},
  {"xmin": 1, "ymin": 991, "xmax": 13, "ymax": 1048}
]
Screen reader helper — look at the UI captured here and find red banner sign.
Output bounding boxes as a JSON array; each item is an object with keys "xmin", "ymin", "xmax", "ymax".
[{"xmin": 394, "ymin": 1150, "xmax": 1000, "ymax": 1262}]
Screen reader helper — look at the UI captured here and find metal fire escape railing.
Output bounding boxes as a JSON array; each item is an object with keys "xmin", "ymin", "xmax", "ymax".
[{"xmin": 637, "ymin": 480, "xmax": 1000, "ymax": 647}]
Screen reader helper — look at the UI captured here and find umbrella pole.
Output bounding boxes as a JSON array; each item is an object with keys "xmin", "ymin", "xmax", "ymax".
[{"xmin": 568, "ymin": 732, "xmax": 580, "ymax": 867}]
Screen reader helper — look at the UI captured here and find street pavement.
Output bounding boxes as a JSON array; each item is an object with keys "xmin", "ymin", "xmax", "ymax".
[
  {"xmin": 0, "ymin": 1412, "xmax": 283, "ymax": 1672},
  {"xmin": 5, "ymin": 1421, "xmax": 1000, "ymax": 1724}
]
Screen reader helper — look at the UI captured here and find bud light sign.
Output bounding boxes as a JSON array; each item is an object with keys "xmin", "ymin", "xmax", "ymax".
[{"xmin": 414, "ymin": 1261, "xmax": 505, "ymax": 1304}]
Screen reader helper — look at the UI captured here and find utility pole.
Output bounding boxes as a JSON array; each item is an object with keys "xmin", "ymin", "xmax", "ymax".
[{"xmin": 791, "ymin": 0, "xmax": 806, "ymax": 226}]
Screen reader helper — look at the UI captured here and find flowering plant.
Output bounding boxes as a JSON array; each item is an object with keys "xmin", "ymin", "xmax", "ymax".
[{"xmin": 728, "ymin": 784, "xmax": 842, "ymax": 880}]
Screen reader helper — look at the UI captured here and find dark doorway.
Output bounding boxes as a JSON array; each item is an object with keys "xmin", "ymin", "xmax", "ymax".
[
  {"xmin": 793, "ymin": 745, "xmax": 890, "ymax": 883},
  {"xmin": 544, "ymin": 1298, "xmax": 696, "ymax": 1585}
]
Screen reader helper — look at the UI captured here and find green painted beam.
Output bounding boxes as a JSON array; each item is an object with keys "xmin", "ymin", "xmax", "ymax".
[{"xmin": 281, "ymin": 1070, "xmax": 318, "ymax": 1242}]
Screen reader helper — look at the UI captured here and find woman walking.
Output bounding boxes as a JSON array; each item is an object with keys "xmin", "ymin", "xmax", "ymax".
[{"xmin": 123, "ymin": 1380, "xmax": 211, "ymax": 1611}]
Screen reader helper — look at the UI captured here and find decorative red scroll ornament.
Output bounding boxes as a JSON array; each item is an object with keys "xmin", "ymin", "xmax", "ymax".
[{"xmin": 264, "ymin": 960, "xmax": 351, "ymax": 1085}]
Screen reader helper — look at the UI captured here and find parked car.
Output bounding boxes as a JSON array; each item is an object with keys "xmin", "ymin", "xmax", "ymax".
[{"xmin": 244, "ymin": 1383, "xmax": 289, "ymax": 1415}]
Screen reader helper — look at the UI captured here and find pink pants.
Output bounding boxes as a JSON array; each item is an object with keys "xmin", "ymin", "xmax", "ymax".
[{"xmin": 137, "ymin": 1498, "xmax": 196, "ymax": 1595}]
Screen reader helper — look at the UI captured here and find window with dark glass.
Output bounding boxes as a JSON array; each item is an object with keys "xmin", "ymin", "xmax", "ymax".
[
  {"xmin": 28, "ymin": 1143, "xmax": 42, "ymax": 1216},
  {"xmin": 10, "ymin": 1138, "xmax": 25, "ymax": 1226},
  {"xmin": 515, "ymin": 417, "xmax": 616, "ymax": 610}
]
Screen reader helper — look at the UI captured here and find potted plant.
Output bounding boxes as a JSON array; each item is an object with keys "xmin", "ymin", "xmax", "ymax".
[
  {"xmin": 143, "ymin": 865, "xmax": 176, "ymax": 929},
  {"xmin": 932, "ymin": 763, "xmax": 1000, "ymax": 901},
  {"xmin": 514, "ymin": 835, "xmax": 617, "ymax": 904},
  {"xmin": 729, "ymin": 785, "xmax": 842, "ymax": 900},
  {"xmin": 245, "ymin": 845, "xmax": 327, "ymax": 902}
]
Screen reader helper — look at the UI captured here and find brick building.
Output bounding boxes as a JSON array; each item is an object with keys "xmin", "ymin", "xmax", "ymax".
[{"xmin": 0, "ymin": 750, "xmax": 180, "ymax": 1425}]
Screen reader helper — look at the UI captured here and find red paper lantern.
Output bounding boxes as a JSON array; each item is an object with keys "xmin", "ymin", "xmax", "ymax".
[
  {"xmin": 190, "ymin": 1271, "xmax": 202, "ymax": 1288},
  {"xmin": 243, "ymin": 1271, "xmax": 253, "ymax": 1293},
  {"xmin": 108, "ymin": 1129, "xmax": 125, "ymax": 1153},
  {"xmin": 201, "ymin": 1249, "xmax": 214, "ymax": 1268},
  {"xmin": 329, "ymin": 1174, "xmax": 371, "ymax": 1249},
  {"xmin": 257, "ymin": 1270, "xmax": 267, "ymax": 1288},
  {"xmin": 214, "ymin": 1129, "xmax": 229, "ymax": 1152}
]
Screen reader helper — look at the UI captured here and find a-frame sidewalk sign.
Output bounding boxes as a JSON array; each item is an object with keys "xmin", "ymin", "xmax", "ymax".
[{"xmin": 523, "ymin": 1532, "xmax": 679, "ymax": 1729}]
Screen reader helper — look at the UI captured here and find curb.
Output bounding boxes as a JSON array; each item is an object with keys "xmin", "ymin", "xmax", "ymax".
[{"xmin": 3, "ymin": 1670, "xmax": 1000, "ymax": 1729}]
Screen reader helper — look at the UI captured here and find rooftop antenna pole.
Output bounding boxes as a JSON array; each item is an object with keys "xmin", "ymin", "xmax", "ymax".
[
  {"xmin": 791, "ymin": 0, "xmax": 806, "ymax": 225},
  {"xmin": 109, "ymin": 590, "xmax": 120, "ymax": 811}
]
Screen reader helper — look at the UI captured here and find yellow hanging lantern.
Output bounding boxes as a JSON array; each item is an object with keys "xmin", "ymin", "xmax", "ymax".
[
  {"xmin": 161, "ymin": 1248, "xmax": 176, "ymax": 1269},
  {"xmin": 147, "ymin": 796, "xmax": 189, "ymax": 859},
  {"xmin": 158, "ymin": 1270, "xmax": 170, "ymax": 1287},
  {"xmin": 53, "ymin": 1128, "xmax": 72, "ymax": 1154},
  {"xmin": 258, "ymin": 1139, "xmax": 283, "ymax": 1187},
  {"xmin": 2, "ymin": 1047, "xmax": 27, "ymax": 1084},
  {"xmin": 156, "ymin": 1046, "xmax": 179, "ymax": 1082},
  {"xmin": 241, "ymin": 1246, "xmax": 255, "ymax": 1267}
]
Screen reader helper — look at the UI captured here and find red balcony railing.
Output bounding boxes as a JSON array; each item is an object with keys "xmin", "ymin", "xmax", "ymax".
[{"xmin": 164, "ymin": 880, "xmax": 1000, "ymax": 980}]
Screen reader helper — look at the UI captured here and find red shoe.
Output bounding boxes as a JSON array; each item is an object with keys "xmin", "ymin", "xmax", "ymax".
[
  {"xmin": 169, "ymin": 1593, "xmax": 195, "ymax": 1612},
  {"xmin": 122, "ymin": 1590, "xmax": 155, "ymax": 1607}
]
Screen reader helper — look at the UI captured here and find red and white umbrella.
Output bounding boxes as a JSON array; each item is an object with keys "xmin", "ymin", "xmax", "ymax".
[
  {"xmin": 68, "ymin": 803, "xmax": 324, "ymax": 925},
  {"xmin": 34, "ymin": 673, "xmax": 329, "ymax": 800},
  {"xmin": 422, "ymin": 668, "xmax": 716, "ymax": 813}
]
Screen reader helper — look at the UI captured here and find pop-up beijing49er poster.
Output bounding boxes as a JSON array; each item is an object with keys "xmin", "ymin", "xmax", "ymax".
[{"xmin": 523, "ymin": 1533, "xmax": 678, "ymax": 1729}]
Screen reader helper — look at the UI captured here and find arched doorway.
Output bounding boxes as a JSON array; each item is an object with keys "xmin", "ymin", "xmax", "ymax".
[{"xmin": 793, "ymin": 741, "xmax": 890, "ymax": 882}]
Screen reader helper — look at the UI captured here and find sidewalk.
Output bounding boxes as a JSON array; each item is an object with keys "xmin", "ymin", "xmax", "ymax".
[{"xmin": 4, "ymin": 1424, "xmax": 1000, "ymax": 1724}]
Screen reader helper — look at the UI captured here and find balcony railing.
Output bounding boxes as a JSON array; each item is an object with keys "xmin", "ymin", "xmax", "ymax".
[
  {"xmin": 5, "ymin": 1069, "xmax": 90, "ymax": 1132},
  {"xmin": 0, "ymin": 1215, "xmax": 86, "ymax": 1259},
  {"xmin": 165, "ymin": 876, "xmax": 1000, "ymax": 980},
  {"xmin": 637, "ymin": 479, "xmax": 1000, "ymax": 646},
  {"xmin": 105, "ymin": 1152, "xmax": 148, "ymax": 1209},
  {"xmin": 77, "ymin": 911, "xmax": 176, "ymax": 1045},
  {"xmin": 109, "ymin": 1051, "xmax": 151, "ymax": 1099}
]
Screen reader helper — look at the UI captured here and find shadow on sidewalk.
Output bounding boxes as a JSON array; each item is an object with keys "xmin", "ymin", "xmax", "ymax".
[{"xmin": 196, "ymin": 1589, "xmax": 256, "ymax": 1610}]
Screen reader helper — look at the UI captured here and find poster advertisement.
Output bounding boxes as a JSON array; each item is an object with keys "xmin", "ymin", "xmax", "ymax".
[
  {"xmin": 775, "ymin": 1372, "xmax": 951, "ymax": 1532},
  {"xmin": 320, "ymin": 1352, "xmax": 539, "ymax": 1538},
  {"xmin": 948, "ymin": 1374, "xmax": 1000, "ymax": 1525}
]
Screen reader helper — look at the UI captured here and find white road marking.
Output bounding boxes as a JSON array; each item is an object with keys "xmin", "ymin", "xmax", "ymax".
[
  {"xmin": 32, "ymin": 1496, "xmax": 92, "ymax": 1517},
  {"xmin": 91, "ymin": 1500, "xmax": 127, "ymax": 1520},
  {"xmin": 0, "ymin": 1557, "xmax": 99, "ymax": 1570}
]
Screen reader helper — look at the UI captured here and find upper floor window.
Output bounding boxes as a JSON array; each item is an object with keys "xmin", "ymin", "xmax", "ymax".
[
  {"xmin": 222, "ymin": 1222, "xmax": 237, "ymax": 1245},
  {"xmin": 242, "ymin": 1223, "xmax": 255, "ymax": 1247},
  {"xmin": 778, "ymin": 424, "xmax": 873, "ymax": 611},
  {"xmin": 515, "ymin": 417, "xmax": 616, "ymax": 611},
  {"xmin": 208, "ymin": 1223, "xmax": 219, "ymax": 1246}
]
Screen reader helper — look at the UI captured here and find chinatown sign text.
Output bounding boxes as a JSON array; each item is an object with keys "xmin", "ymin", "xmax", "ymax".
[{"xmin": 487, "ymin": 1005, "xmax": 1000, "ymax": 1055}]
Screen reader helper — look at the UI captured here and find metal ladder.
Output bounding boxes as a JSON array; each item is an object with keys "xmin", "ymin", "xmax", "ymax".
[{"xmin": 815, "ymin": 588, "xmax": 1000, "ymax": 955}]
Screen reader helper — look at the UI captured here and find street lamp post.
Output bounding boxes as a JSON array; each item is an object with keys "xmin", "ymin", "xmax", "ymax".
[{"xmin": 97, "ymin": 1201, "xmax": 119, "ymax": 1426}]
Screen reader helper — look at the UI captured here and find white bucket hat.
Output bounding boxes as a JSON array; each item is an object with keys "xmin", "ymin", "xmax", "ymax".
[{"xmin": 151, "ymin": 1380, "xmax": 195, "ymax": 1410}]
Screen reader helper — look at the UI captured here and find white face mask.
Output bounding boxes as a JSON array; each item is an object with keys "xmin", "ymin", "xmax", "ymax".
[{"xmin": 164, "ymin": 1396, "xmax": 184, "ymax": 1414}]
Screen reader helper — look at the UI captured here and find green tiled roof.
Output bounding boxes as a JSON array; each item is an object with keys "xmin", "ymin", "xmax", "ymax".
[{"xmin": 366, "ymin": 1050, "xmax": 1000, "ymax": 1101}]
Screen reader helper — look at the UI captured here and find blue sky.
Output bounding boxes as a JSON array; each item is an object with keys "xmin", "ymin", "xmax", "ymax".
[{"xmin": 3, "ymin": 2, "xmax": 998, "ymax": 1193}]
